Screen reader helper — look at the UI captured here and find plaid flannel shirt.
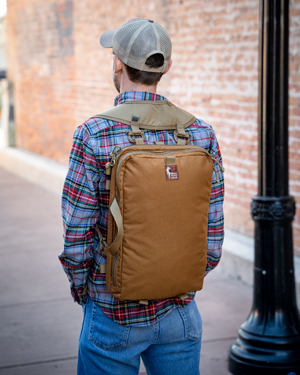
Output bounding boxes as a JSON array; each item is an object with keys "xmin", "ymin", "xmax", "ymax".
[{"xmin": 59, "ymin": 91, "xmax": 224, "ymax": 326}]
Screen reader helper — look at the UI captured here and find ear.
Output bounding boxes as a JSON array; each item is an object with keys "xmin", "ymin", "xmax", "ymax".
[
  {"xmin": 163, "ymin": 58, "xmax": 172, "ymax": 75},
  {"xmin": 112, "ymin": 54, "xmax": 123, "ymax": 74}
]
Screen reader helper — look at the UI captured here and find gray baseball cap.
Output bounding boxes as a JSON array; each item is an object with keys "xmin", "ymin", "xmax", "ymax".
[{"xmin": 100, "ymin": 18, "xmax": 172, "ymax": 73}]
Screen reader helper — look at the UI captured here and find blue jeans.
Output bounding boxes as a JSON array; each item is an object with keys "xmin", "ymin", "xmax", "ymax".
[{"xmin": 78, "ymin": 297, "xmax": 202, "ymax": 375}]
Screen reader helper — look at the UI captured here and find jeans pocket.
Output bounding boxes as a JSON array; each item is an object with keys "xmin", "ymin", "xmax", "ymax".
[
  {"xmin": 88, "ymin": 300, "xmax": 130, "ymax": 350},
  {"xmin": 178, "ymin": 300, "xmax": 202, "ymax": 341}
]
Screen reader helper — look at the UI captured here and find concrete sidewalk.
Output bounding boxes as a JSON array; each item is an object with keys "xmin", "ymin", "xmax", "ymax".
[{"xmin": 0, "ymin": 168, "xmax": 253, "ymax": 375}]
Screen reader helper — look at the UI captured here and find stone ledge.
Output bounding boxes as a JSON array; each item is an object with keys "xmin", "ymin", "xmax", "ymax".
[
  {"xmin": 0, "ymin": 147, "xmax": 67, "ymax": 195},
  {"xmin": 1, "ymin": 146, "xmax": 299, "ymax": 310},
  {"xmin": 221, "ymin": 228, "xmax": 300, "ymax": 310}
]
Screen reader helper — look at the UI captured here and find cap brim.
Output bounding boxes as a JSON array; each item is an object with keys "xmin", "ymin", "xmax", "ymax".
[{"xmin": 100, "ymin": 30, "xmax": 116, "ymax": 48}]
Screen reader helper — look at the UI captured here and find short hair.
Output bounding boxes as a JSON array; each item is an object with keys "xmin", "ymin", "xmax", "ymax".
[{"xmin": 124, "ymin": 53, "xmax": 165, "ymax": 86}]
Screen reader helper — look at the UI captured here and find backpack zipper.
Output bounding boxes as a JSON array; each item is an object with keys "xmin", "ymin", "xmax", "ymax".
[{"xmin": 115, "ymin": 147, "xmax": 224, "ymax": 188}]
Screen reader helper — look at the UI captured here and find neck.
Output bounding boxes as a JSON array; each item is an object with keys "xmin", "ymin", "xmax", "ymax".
[
  {"xmin": 118, "ymin": 67, "xmax": 158, "ymax": 94},
  {"xmin": 120, "ymin": 81, "xmax": 157, "ymax": 95}
]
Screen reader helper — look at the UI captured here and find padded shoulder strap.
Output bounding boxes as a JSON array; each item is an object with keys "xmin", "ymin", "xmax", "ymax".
[{"xmin": 92, "ymin": 100, "xmax": 196, "ymax": 130}]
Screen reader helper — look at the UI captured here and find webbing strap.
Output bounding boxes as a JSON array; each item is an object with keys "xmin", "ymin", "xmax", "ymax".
[
  {"xmin": 128, "ymin": 117, "xmax": 145, "ymax": 144},
  {"xmin": 105, "ymin": 164, "xmax": 112, "ymax": 176},
  {"xmin": 100, "ymin": 264, "xmax": 106, "ymax": 274},
  {"xmin": 135, "ymin": 137, "xmax": 144, "ymax": 145},
  {"xmin": 130, "ymin": 122, "xmax": 141, "ymax": 134},
  {"xmin": 166, "ymin": 156, "xmax": 176, "ymax": 166},
  {"xmin": 109, "ymin": 198, "xmax": 124, "ymax": 256},
  {"xmin": 177, "ymin": 137, "xmax": 186, "ymax": 145},
  {"xmin": 105, "ymin": 179, "xmax": 111, "ymax": 190},
  {"xmin": 178, "ymin": 293, "xmax": 189, "ymax": 300}
]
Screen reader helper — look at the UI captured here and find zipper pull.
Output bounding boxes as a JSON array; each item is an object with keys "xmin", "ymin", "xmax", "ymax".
[
  {"xmin": 105, "ymin": 146, "xmax": 122, "ymax": 176},
  {"xmin": 110, "ymin": 145, "xmax": 122, "ymax": 161}
]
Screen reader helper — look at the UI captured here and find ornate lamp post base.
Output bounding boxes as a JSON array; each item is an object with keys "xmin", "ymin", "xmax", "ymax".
[
  {"xmin": 229, "ymin": 330, "xmax": 300, "ymax": 374},
  {"xmin": 229, "ymin": 196, "xmax": 300, "ymax": 374}
]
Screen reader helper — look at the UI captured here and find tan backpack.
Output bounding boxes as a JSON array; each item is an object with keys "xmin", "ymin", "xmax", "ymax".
[{"xmin": 93, "ymin": 100, "xmax": 224, "ymax": 304}]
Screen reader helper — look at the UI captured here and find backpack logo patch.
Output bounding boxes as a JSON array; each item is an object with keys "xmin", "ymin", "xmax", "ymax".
[{"xmin": 165, "ymin": 166, "xmax": 179, "ymax": 181}]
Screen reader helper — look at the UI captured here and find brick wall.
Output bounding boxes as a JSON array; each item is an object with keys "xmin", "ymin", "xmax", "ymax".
[
  {"xmin": 6, "ymin": 0, "xmax": 300, "ymax": 256},
  {"xmin": 168, "ymin": 0, "xmax": 259, "ymax": 241}
]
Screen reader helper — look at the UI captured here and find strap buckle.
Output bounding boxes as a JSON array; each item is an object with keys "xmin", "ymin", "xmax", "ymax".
[
  {"xmin": 174, "ymin": 130, "xmax": 190, "ymax": 145},
  {"xmin": 127, "ymin": 129, "xmax": 145, "ymax": 144}
]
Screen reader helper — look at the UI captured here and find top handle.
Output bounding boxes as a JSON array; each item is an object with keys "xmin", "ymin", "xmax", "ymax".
[{"xmin": 127, "ymin": 115, "xmax": 190, "ymax": 145}]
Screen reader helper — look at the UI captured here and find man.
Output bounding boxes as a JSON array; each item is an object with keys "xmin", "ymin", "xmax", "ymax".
[{"xmin": 59, "ymin": 18, "xmax": 224, "ymax": 375}]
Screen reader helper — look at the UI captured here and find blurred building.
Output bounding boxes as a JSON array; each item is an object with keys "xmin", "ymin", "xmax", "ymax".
[
  {"xmin": 0, "ymin": 16, "xmax": 6, "ymax": 71},
  {"xmin": 2, "ymin": 0, "xmax": 300, "ymax": 289},
  {"xmin": 0, "ymin": 16, "xmax": 6, "ymax": 126}
]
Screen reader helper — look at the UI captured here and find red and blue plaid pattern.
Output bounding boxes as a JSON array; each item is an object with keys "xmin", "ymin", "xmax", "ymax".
[{"xmin": 59, "ymin": 91, "xmax": 224, "ymax": 326}]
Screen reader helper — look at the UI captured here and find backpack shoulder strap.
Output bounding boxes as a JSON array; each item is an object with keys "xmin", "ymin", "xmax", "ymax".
[{"xmin": 91, "ymin": 100, "xmax": 196, "ymax": 131}]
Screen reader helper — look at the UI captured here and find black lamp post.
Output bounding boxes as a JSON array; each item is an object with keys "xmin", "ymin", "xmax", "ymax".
[{"xmin": 228, "ymin": 0, "xmax": 300, "ymax": 373}]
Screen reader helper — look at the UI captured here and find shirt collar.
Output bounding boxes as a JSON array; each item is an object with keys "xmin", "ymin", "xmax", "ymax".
[{"xmin": 114, "ymin": 91, "xmax": 169, "ymax": 107}]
